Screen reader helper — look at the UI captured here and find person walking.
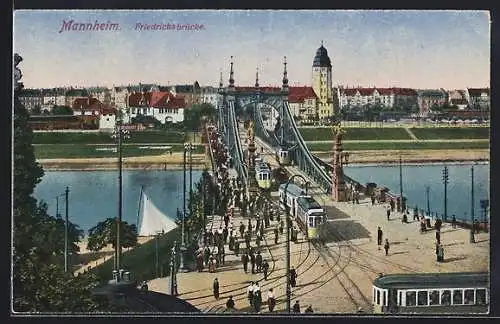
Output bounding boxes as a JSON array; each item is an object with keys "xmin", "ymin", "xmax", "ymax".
[
  {"xmin": 253, "ymin": 283, "xmax": 262, "ymax": 313},
  {"xmin": 226, "ymin": 295, "xmax": 235, "ymax": 310},
  {"xmin": 203, "ymin": 246, "xmax": 211, "ymax": 267},
  {"xmin": 223, "ymin": 226, "xmax": 228, "ymax": 244},
  {"xmin": 220, "ymin": 245, "xmax": 226, "ymax": 265},
  {"xmin": 274, "ymin": 227, "xmax": 279, "ymax": 244},
  {"xmin": 371, "ymin": 193, "xmax": 376, "ymax": 206},
  {"xmin": 242, "ymin": 252, "xmax": 249, "ymax": 273},
  {"xmin": 279, "ymin": 220, "xmax": 284, "ymax": 234},
  {"xmin": 256, "ymin": 251, "xmax": 263, "ymax": 272},
  {"xmin": 229, "ymin": 233, "xmax": 235, "ymax": 251},
  {"xmin": 267, "ymin": 288, "xmax": 276, "ymax": 312},
  {"xmin": 384, "ymin": 239, "xmax": 390, "ymax": 256},
  {"xmin": 224, "ymin": 214, "xmax": 230, "ymax": 228},
  {"xmin": 386, "ymin": 204, "xmax": 391, "ymax": 221},
  {"xmin": 293, "ymin": 300, "xmax": 301, "ymax": 313},
  {"xmin": 304, "ymin": 305, "xmax": 313, "ymax": 313},
  {"xmin": 452, "ymin": 215, "xmax": 457, "ymax": 229},
  {"xmin": 248, "ymin": 218, "xmax": 252, "ymax": 234},
  {"xmin": 377, "ymin": 227, "xmax": 383, "ymax": 246},
  {"xmin": 250, "ymin": 251, "xmax": 256, "ymax": 274},
  {"xmin": 436, "ymin": 230, "xmax": 441, "ymax": 245},
  {"xmin": 262, "ymin": 260, "xmax": 269, "ymax": 280},
  {"xmin": 245, "ymin": 232, "xmax": 251, "ymax": 250},
  {"xmin": 213, "ymin": 278, "xmax": 220, "ymax": 300},
  {"xmin": 290, "ymin": 266, "xmax": 297, "ymax": 287},
  {"xmin": 239, "ymin": 222, "xmax": 245, "ymax": 239},
  {"xmin": 247, "ymin": 282, "xmax": 254, "ymax": 307}
]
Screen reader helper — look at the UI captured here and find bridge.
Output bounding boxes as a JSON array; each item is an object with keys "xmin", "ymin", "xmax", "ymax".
[{"xmin": 215, "ymin": 55, "xmax": 377, "ymax": 204}]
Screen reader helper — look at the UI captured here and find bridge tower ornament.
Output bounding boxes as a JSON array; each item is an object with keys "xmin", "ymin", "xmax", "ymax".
[
  {"xmin": 228, "ymin": 56, "xmax": 235, "ymax": 91},
  {"xmin": 331, "ymin": 122, "xmax": 348, "ymax": 202}
]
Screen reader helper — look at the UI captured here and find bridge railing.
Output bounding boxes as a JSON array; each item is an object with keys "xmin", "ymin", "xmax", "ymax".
[
  {"xmin": 283, "ymin": 101, "xmax": 332, "ymax": 192},
  {"xmin": 228, "ymin": 100, "xmax": 248, "ymax": 188}
]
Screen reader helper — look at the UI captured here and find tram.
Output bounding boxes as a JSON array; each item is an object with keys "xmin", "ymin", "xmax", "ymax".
[
  {"xmin": 372, "ymin": 272, "xmax": 489, "ymax": 314},
  {"xmin": 276, "ymin": 147, "xmax": 291, "ymax": 166},
  {"xmin": 278, "ymin": 183, "xmax": 326, "ymax": 240},
  {"xmin": 254, "ymin": 158, "xmax": 272, "ymax": 189}
]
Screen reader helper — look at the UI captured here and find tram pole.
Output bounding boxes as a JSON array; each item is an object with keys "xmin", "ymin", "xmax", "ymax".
[
  {"xmin": 470, "ymin": 165, "xmax": 475, "ymax": 243},
  {"xmin": 442, "ymin": 166, "xmax": 449, "ymax": 222},
  {"xmin": 283, "ymin": 174, "xmax": 306, "ymax": 313}
]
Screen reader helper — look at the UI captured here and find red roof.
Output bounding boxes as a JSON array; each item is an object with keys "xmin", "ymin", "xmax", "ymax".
[
  {"xmin": 288, "ymin": 86, "xmax": 318, "ymax": 103},
  {"xmin": 128, "ymin": 91, "xmax": 185, "ymax": 109},
  {"xmin": 392, "ymin": 88, "xmax": 417, "ymax": 96},
  {"xmin": 376, "ymin": 88, "xmax": 393, "ymax": 95},
  {"xmin": 128, "ymin": 92, "xmax": 152, "ymax": 107},
  {"xmin": 358, "ymin": 88, "xmax": 373, "ymax": 96},
  {"xmin": 341, "ymin": 87, "xmax": 417, "ymax": 97},
  {"xmin": 72, "ymin": 97, "xmax": 101, "ymax": 110}
]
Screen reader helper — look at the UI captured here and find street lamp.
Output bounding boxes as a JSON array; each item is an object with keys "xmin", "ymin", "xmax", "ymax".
[
  {"xmin": 63, "ymin": 187, "xmax": 69, "ymax": 273},
  {"xmin": 169, "ymin": 241, "xmax": 178, "ymax": 296},
  {"xmin": 399, "ymin": 155, "xmax": 404, "ymax": 212},
  {"xmin": 425, "ymin": 186, "xmax": 431, "ymax": 217},
  {"xmin": 179, "ymin": 142, "xmax": 192, "ymax": 272},
  {"xmin": 283, "ymin": 174, "xmax": 307, "ymax": 313},
  {"xmin": 442, "ymin": 165, "xmax": 449, "ymax": 222},
  {"xmin": 470, "ymin": 165, "xmax": 475, "ymax": 243},
  {"xmin": 111, "ymin": 121, "xmax": 130, "ymax": 277}
]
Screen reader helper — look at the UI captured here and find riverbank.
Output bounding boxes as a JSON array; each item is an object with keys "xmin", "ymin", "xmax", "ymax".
[{"xmin": 37, "ymin": 149, "xmax": 489, "ymax": 170}]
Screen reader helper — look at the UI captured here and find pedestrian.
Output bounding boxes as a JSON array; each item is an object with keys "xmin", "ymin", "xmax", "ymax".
[
  {"xmin": 390, "ymin": 199, "xmax": 395, "ymax": 212},
  {"xmin": 435, "ymin": 230, "xmax": 441, "ymax": 245},
  {"xmin": 242, "ymin": 252, "xmax": 249, "ymax": 273},
  {"xmin": 253, "ymin": 284, "xmax": 262, "ymax": 313},
  {"xmin": 213, "ymin": 278, "xmax": 220, "ymax": 300},
  {"xmin": 203, "ymin": 246, "xmax": 211, "ymax": 266},
  {"xmin": 229, "ymin": 233, "xmax": 235, "ymax": 251},
  {"xmin": 256, "ymin": 217, "xmax": 261, "ymax": 232},
  {"xmin": 452, "ymin": 215, "xmax": 457, "ymax": 229},
  {"xmin": 371, "ymin": 193, "xmax": 376, "ymax": 206},
  {"xmin": 435, "ymin": 241, "xmax": 440, "ymax": 261},
  {"xmin": 209, "ymin": 256, "xmax": 216, "ymax": 272},
  {"xmin": 226, "ymin": 295, "xmax": 235, "ymax": 309},
  {"xmin": 250, "ymin": 251, "xmax": 256, "ymax": 274},
  {"xmin": 377, "ymin": 227, "xmax": 383, "ymax": 246},
  {"xmin": 247, "ymin": 282, "xmax": 254, "ymax": 306},
  {"xmin": 223, "ymin": 227, "xmax": 228, "ymax": 243},
  {"xmin": 234, "ymin": 239, "xmax": 240, "ymax": 256},
  {"xmin": 413, "ymin": 207, "xmax": 419, "ymax": 221},
  {"xmin": 262, "ymin": 260, "xmax": 269, "ymax": 280},
  {"xmin": 267, "ymin": 288, "xmax": 276, "ymax": 312},
  {"xmin": 248, "ymin": 218, "xmax": 252, "ymax": 233},
  {"xmin": 224, "ymin": 214, "xmax": 230, "ymax": 228},
  {"xmin": 221, "ymin": 245, "xmax": 226, "ymax": 265},
  {"xmin": 290, "ymin": 266, "xmax": 297, "ymax": 287},
  {"xmin": 384, "ymin": 239, "xmax": 390, "ymax": 256},
  {"xmin": 196, "ymin": 253, "xmax": 204, "ymax": 272},
  {"xmin": 279, "ymin": 220, "xmax": 284, "ymax": 234},
  {"xmin": 304, "ymin": 305, "xmax": 313, "ymax": 313},
  {"xmin": 245, "ymin": 232, "xmax": 251, "ymax": 250},
  {"xmin": 256, "ymin": 251, "xmax": 263, "ymax": 272},
  {"xmin": 274, "ymin": 227, "xmax": 279, "ymax": 244},
  {"xmin": 293, "ymin": 300, "xmax": 301, "ymax": 313},
  {"xmin": 386, "ymin": 204, "xmax": 391, "ymax": 221},
  {"xmin": 240, "ymin": 222, "xmax": 245, "ymax": 239}
]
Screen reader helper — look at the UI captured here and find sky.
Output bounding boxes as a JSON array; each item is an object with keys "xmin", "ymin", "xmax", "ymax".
[{"xmin": 13, "ymin": 10, "xmax": 490, "ymax": 89}]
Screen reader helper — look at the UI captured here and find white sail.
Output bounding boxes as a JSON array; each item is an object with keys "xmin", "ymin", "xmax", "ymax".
[{"xmin": 138, "ymin": 191, "xmax": 178, "ymax": 236}]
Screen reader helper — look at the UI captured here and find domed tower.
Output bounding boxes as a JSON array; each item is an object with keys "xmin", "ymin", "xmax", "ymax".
[{"xmin": 312, "ymin": 41, "xmax": 334, "ymax": 121}]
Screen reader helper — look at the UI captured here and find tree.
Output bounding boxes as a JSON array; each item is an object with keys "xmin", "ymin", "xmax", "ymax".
[
  {"xmin": 52, "ymin": 105, "xmax": 73, "ymax": 115},
  {"xmin": 31, "ymin": 105, "xmax": 42, "ymax": 115},
  {"xmin": 87, "ymin": 218, "xmax": 138, "ymax": 252},
  {"xmin": 184, "ymin": 103, "xmax": 216, "ymax": 131},
  {"xmin": 13, "ymin": 54, "xmax": 107, "ymax": 312}
]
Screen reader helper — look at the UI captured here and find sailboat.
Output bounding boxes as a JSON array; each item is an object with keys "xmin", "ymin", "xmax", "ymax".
[{"xmin": 136, "ymin": 187, "xmax": 178, "ymax": 237}]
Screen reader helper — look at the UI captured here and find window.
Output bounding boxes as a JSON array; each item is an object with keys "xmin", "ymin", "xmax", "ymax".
[
  {"xmin": 406, "ymin": 291, "xmax": 416, "ymax": 306},
  {"xmin": 453, "ymin": 290, "xmax": 463, "ymax": 305},
  {"xmin": 399, "ymin": 291, "xmax": 402, "ymax": 306},
  {"xmin": 376, "ymin": 290, "xmax": 380, "ymax": 305},
  {"xmin": 309, "ymin": 217, "xmax": 314, "ymax": 227},
  {"xmin": 476, "ymin": 289, "xmax": 486, "ymax": 305},
  {"xmin": 383, "ymin": 291, "xmax": 387, "ymax": 306},
  {"xmin": 441, "ymin": 290, "xmax": 451, "ymax": 305},
  {"xmin": 373, "ymin": 289, "xmax": 376, "ymax": 302},
  {"xmin": 429, "ymin": 291, "xmax": 440, "ymax": 305},
  {"xmin": 417, "ymin": 291, "xmax": 428, "ymax": 306},
  {"xmin": 464, "ymin": 289, "xmax": 475, "ymax": 304}
]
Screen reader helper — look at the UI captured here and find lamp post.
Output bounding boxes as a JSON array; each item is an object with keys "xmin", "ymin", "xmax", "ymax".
[
  {"xmin": 399, "ymin": 155, "xmax": 404, "ymax": 212},
  {"xmin": 283, "ymin": 174, "xmax": 307, "ymax": 313},
  {"xmin": 169, "ymin": 241, "xmax": 178, "ymax": 296},
  {"xmin": 64, "ymin": 186, "xmax": 69, "ymax": 273},
  {"xmin": 442, "ymin": 165, "xmax": 449, "ymax": 222},
  {"xmin": 179, "ymin": 143, "xmax": 191, "ymax": 272},
  {"xmin": 470, "ymin": 165, "xmax": 475, "ymax": 243},
  {"xmin": 112, "ymin": 120, "xmax": 130, "ymax": 276}
]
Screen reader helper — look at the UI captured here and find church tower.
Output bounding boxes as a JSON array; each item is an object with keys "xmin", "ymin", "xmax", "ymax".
[{"xmin": 312, "ymin": 41, "xmax": 334, "ymax": 120}]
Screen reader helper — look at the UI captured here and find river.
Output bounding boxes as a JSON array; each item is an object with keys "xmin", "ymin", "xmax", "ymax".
[{"xmin": 32, "ymin": 164, "xmax": 489, "ymax": 233}]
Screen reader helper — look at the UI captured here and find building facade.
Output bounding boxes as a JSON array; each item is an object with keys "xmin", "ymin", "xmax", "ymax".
[
  {"xmin": 288, "ymin": 86, "xmax": 318, "ymax": 122},
  {"xmin": 339, "ymin": 87, "xmax": 418, "ymax": 113},
  {"xmin": 19, "ymin": 89, "xmax": 43, "ymax": 111},
  {"xmin": 311, "ymin": 42, "xmax": 334, "ymax": 120},
  {"xmin": 127, "ymin": 91, "xmax": 187, "ymax": 124},
  {"xmin": 447, "ymin": 89, "xmax": 469, "ymax": 110},
  {"xmin": 416, "ymin": 89, "xmax": 448, "ymax": 116},
  {"xmin": 466, "ymin": 88, "xmax": 490, "ymax": 111},
  {"xmin": 200, "ymin": 86, "xmax": 219, "ymax": 107},
  {"xmin": 71, "ymin": 96, "xmax": 116, "ymax": 130}
]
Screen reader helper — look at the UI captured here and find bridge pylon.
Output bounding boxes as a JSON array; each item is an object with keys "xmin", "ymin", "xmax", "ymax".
[{"xmin": 331, "ymin": 123, "xmax": 348, "ymax": 202}]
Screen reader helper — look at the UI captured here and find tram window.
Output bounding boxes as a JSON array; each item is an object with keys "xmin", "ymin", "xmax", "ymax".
[
  {"xmin": 476, "ymin": 289, "xmax": 486, "ymax": 305},
  {"xmin": 441, "ymin": 290, "xmax": 451, "ymax": 305},
  {"xmin": 316, "ymin": 216, "xmax": 322, "ymax": 225},
  {"xmin": 376, "ymin": 290, "xmax": 380, "ymax": 305},
  {"xmin": 429, "ymin": 291, "xmax": 440, "ymax": 305},
  {"xmin": 406, "ymin": 291, "xmax": 417, "ymax": 306},
  {"xmin": 464, "ymin": 289, "xmax": 475, "ymax": 304},
  {"xmin": 398, "ymin": 291, "xmax": 402, "ymax": 306},
  {"xmin": 383, "ymin": 291, "xmax": 387, "ymax": 306},
  {"xmin": 453, "ymin": 290, "xmax": 463, "ymax": 305},
  {"xmin": 309, "ymin": 217, "xmax": 314, "ymax": 227},
  {"xmin": 417, "ymin": 291, "xmax": 428, "ymax": 306}
]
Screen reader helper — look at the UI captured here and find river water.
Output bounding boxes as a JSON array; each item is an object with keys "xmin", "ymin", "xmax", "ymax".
[{"xmin": 33, "ymin": 164, "xmax": 489, "ymax": 233}]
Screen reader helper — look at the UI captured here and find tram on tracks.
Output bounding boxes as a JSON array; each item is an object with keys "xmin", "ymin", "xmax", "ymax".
[
  {"xmin": 372, "ymin": 272, "xmax": 489, "ymax": 314},
  {"xmin": 254, "ymin": 157, "xmax": 272, "ymax": 189},
  {"xmin": 278, "ymin": 183, "xmax": 326, "ymax": 240}
]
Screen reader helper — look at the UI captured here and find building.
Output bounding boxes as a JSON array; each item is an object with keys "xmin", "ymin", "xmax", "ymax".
[
  {"xmin": 465, "ymin": 88, "xmax": 490, "ymax": 111},
  {"xmin": 416, "ymin": 89, "xmax": 448, "ymax": 117},
  {"xmin": 200, "ymin": 86, "xmax": 219, "ymax": 107},
  {"xmin": 311, "ymin": 42, "xmax": 334, "ymax": 120},
  {"xmin": 65, "ymin": 88, "xmax": 89, "ymax": 106},
  {"xmin": 19, "ymin": 89, "xmax": 43, "ymax": 111},
  {"xmin": 287, "ymin": 86, "xmax": 319, "ymax": 122},
  {"xmin": 88, "ymin": 86, "xmax": 111, "ymax": 105},
  {"xmin": 72, "ymin": 96, "xmax": 116, "ymax": 129},
  {"xmin": 127, "ymin": 91, "xmax": 187, "ymax": 124},
  {"xmin": 448, "ymin": 90, "xmax": 469, "ymax": 110},
  {"xmin": 111, "ymin": 86, "xmax": 130, "ymax": 110},
  {"xmin": 393, "ymin": 88, "xmax": 418, "ymax": 112},
  {"xmin": 169, "ymin": 82, "xmax": 201, "ymax": 108},
  {"xmin": 40, "ymin": 88, "xmax": 67, "ymax": 110}
]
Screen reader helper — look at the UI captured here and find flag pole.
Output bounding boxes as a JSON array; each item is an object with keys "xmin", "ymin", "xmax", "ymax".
[{"xmin": 136, "ymin": 186, "xmax": 144, "ymax": 231}]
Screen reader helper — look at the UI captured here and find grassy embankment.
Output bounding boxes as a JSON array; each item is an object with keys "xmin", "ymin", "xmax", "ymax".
[
  {"xmin": 299, "ymin": 127, "xmax": 490, "ymax": 151},
  {"xmin": 33, "ymin": 131, "xmax": 204, "ymax": 159}
]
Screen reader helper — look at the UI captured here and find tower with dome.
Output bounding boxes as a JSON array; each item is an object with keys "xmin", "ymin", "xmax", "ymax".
[{"xmin": 312, "ymin": 41, "xmax": 335, "ymax": 120}]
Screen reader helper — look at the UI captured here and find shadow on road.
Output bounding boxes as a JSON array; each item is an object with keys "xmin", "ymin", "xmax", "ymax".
[
  {"xmin": 322, "ymin": 220, "xmax": 371, "ymax": 243},
  {"xmin": 443, "ymin": 256, "xmax": 468, "ymax": 263},
  {"xmin": 324, "ymin": 205, "xmax": 352, "ymax": 221}
]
